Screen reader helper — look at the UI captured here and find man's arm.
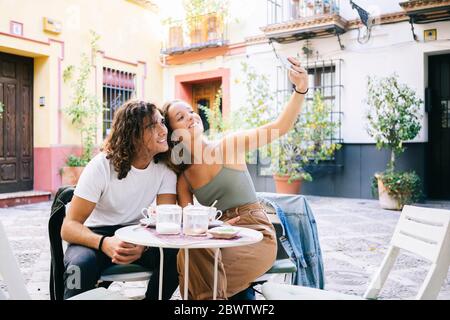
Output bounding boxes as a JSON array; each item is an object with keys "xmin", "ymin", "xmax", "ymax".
[
  {"xmin": 61, "ymin": 195, "xmax": 102, "ymax": 250},
  {"xmin": 61, "ymin": 195, "xmax": 145, "ymax": 265}
]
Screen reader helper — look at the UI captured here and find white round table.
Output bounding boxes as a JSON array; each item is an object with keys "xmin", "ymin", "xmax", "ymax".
[{"xmin": 115, "ymin": 225, "xmax": 263, "ymax": 300}]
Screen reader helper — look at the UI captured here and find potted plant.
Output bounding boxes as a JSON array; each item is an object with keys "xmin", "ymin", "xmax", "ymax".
[
  {"xmin": 366, "ymin": 74, "xmax": 423, "ymax": 210},
  {"xmin": 61, "ymin": 31, "xmax": 103, "ymax": 186},
  {"xmin": 183, "ymin": 0, "xmax": 228, "ymax": 46},
  {"xmin": 271, "ymin": 90, "xmax": 341, "ymax": 194}
]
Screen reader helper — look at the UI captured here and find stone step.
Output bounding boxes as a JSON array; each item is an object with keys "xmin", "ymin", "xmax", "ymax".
[{"xmin": 0, "ymin": 191, "xmax": 52, "ymax": 208}]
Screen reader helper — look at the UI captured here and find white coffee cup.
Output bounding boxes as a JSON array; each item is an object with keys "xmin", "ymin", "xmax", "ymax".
[
  {"xmin": 141, "ymin": 206, "xmax": 156, "ymax": 223},
  {"xmin": 208, "ymin": 207, "xmax": 223, "ymax": 222}
]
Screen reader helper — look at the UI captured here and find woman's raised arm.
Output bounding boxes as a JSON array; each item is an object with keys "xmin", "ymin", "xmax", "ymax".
[{"xmin": 222, "ymin": 57, "xmax": 309, "ymax": 158}]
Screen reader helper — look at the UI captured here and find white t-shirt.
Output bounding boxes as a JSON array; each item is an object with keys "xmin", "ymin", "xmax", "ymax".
[{"xmin": 74, "ymin": 152, "xmax": 177, "ymax": 228}]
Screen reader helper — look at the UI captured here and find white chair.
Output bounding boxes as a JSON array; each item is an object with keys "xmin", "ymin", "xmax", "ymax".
[
  {"xmin": 262, "ymin": 205, "xmax": 450, "ymax": 300},
  {"xmin": 0, "ymin": 221, "xmax": 127, "ymax": 300}
]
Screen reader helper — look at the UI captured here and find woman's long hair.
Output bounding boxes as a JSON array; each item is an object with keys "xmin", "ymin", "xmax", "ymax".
[
  {"xmin": 102, "ymin": 100, "xmax": 166, "ymax": 179},
  {"xmin": 161, "ymin": 99, "xmax": 191, "ymax": 175}
]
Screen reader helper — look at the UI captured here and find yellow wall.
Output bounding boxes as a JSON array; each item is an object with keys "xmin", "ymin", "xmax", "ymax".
[{"xmin": 0, "ymin": 0, "xmax": 163, "ymax": 147}]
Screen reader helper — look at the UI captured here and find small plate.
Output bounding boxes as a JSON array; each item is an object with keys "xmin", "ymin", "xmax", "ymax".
[
  {"xmin": 207, "ymin": 226, "xmax": 240, "ymax": 239},
  {"xmin": 209, "ymin": 220, "xmax": 224, "ymax": 228},
  {"xmin": 140, "ymin": 218, "xmax": 156, "ymax": 227}
]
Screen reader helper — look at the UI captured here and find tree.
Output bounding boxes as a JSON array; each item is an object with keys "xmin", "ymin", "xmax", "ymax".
[
  {"xmin": 366, "ymin": 74, "xmax": 423, "ymax": 207},
  {"xmin": 366, "ymin": 74, "xmax": 422, "ymax": 172}
]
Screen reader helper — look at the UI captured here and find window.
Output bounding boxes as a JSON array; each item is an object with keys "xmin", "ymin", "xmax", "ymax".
[
  {"xmin": 102, "ymin": 68, "xmax": 136, "ymax": 138},
  {"xmin": 258, "ymin": 59, "xmax": 343, "ymax": 175},
  {"xmin": 277, "ymin": 59, "xmax": 343, "ymax": 143}
]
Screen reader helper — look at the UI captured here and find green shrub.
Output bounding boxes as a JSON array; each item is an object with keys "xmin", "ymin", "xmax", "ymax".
[
  {"xmin": 372, "ymin": 171, "xmax": 423, "ymax": 206},
  {"xmin": 366, "ymin": 74, "xmax": 422, "ymax": 171},
  {"xmin": 65, "ymin": 154, "xmax": 89, "ymax": 167}
]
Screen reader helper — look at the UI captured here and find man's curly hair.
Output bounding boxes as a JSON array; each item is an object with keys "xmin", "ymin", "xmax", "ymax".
[{"xmin": 102, "ymin": 100, "xmax": 166, "ymax": 180}]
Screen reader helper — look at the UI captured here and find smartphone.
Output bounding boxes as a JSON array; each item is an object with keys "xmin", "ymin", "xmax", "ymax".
[
  {"xmin": 278, "ymin": 56, "xmax": 300, "ymax": 74},
  {"xmin": 278, "ymin": 56, "xmax": 292, "ymax": 70}
]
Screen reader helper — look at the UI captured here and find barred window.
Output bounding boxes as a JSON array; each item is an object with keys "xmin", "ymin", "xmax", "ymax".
[
  {"xmin": 258, "ymin": 59, "xmax": 343, "ymax": 176},
  {"xmin": 103, "ymin": 68, "xmax": 136, "ymax": 138}
]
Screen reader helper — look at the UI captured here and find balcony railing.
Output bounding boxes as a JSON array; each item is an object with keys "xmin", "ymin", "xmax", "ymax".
[
  {"xmin": 267, "ymin": 0, "xmax": 340, "ymax": 25},
  {"xmin": 263, "ymin": 0, "xmax": 347, "ymax": 45},
  {"xmin": 161, "ymin": 12, "xmax": 228, "ymax": 55}
]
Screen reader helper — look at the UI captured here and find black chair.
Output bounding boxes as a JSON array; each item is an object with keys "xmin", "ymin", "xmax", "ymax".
[{"xmin": 48, "ymin": 185, "xmax": 152, "ymax": 300}]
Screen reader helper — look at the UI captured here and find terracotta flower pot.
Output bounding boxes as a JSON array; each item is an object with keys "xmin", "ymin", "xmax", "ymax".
[
  {"xmin": 61, "ymin": 166, "xmax": 85, "ymax": 186},
  {"xmin": 273, "ymin": 175, "xmax": 302, "ymax": 194},
  {"xmin": 377, "ymin": 177, "xmax": 402, "ymax": 211}
]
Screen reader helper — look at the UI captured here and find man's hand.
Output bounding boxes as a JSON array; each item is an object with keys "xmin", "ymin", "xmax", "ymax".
[{"xmin": 102, "ymin": 236, "xmax": 146, "ymax": 265}]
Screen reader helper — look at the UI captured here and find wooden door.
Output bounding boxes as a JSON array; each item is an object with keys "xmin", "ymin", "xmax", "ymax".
[
  {"xmin": 428, "ymin": 54, "xmax": 450, "ymax": 199},
  {"xmin": 192, "ymin": 81, "xmax": 222, "ymax": 133},
  {"xmin": 0, "ymin": 52, "xmax": 33, "ymax": 193}
]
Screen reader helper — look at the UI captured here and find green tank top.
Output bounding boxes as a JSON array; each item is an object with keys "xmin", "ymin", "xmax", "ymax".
[{"xmin": 184, "ymin": 166, "xmax": 258, "ymax": 212}]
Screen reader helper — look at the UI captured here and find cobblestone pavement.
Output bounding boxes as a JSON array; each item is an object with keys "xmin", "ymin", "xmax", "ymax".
[{"xmin": 1, "ymin": 197, "xmax": 449, "ymax": 300}]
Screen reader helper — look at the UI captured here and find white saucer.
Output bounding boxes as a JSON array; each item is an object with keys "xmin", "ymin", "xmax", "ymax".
[
  {"xmin": 207, "ymin": 226, "xmax": 240, "ymax": 239},
  {"xmin": 140, "ymin": 219, "xmax": 223, "ymax": 228},
  {"xmin": 209, "ymin": 220, "xmax": 224, "ymax": 228}
]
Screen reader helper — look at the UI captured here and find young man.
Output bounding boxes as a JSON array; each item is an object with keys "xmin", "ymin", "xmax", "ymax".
[{"xmin": 61, "ymin": 100, "xmax": 178, "ymax": 300}]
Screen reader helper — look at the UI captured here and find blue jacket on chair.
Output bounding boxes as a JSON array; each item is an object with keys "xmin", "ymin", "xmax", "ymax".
[{"xmin": 257, "ymin": 192, "xmax": 325, "ymax": 289}]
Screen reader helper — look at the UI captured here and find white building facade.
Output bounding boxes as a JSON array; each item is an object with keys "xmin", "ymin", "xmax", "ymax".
[{"xmin": 161, "ymin": 0, "xmax": 450, "ymax": 199}]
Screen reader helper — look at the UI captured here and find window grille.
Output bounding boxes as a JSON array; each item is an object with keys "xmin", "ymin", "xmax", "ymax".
[
  {"xmin": 102, "ymin": 68, "xmax": 136, "ymax": 138},
  {"xmin": 258, "ymin": 59, "xmax": 344, "ymax": 176}
]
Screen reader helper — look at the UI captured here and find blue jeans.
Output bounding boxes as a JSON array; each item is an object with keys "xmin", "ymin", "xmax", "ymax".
[{"xmin": 63, "ymin": 225, "xmax": 179, "ymax": 300}]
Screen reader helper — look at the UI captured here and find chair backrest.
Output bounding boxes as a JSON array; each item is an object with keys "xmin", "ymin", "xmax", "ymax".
[
  {"xmin": 0, "ymin": 221, "xmax": 31, "ymax": 300},
  {"xmin": 391, "ymin": 205, "xmax": 450, "ymax": 263},
  {"xmin": 48, "ymin": 185, "xmax": 75, "ymax": 300},
  {"xmin": 364, "ymin": 205, "xmax": 450, "ymax": 300}
]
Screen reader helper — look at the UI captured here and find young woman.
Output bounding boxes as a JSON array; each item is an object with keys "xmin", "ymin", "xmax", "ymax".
[{"xmin": 162, "ymin": 57, "xmax": 308, "ymax": 300}]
